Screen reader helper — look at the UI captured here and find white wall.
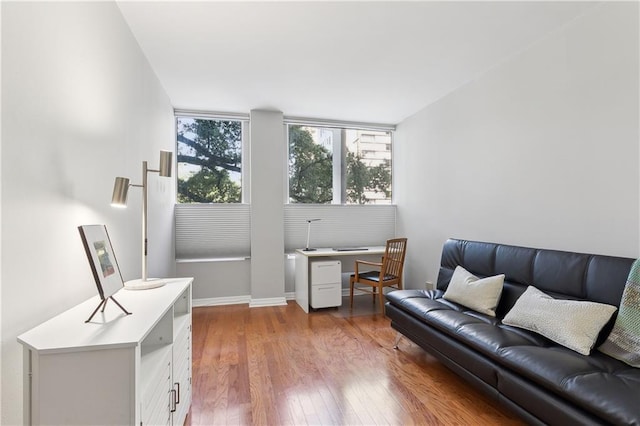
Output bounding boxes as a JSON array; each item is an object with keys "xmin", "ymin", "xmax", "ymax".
[
  {"xmin": 1, "ymin": 2, "xmax": 175, "ymax": 424},
  {"xmin": 177, "ymin": 259, "xmax": 251, "ymax": 302},
  {"xmin": 0, "ymin": 3, "xmax": 3, "ymax": 419},
  {"xmin": 395, "ymin": 2, "xmax": 639, "ymax": 288}
]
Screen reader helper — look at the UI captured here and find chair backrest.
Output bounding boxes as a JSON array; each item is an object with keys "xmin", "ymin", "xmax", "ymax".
[{"xmin": 382, "ymin": 238, "xmax": 408, "ymax": 279}]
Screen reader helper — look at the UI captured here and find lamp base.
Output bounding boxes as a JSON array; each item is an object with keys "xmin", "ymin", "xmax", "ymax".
[
  {"xmin": 124, "ymin": 278, "xmax": 166, "ymax": 290},
  {"xmin": 303, "ymin": 248, "xmax": 317, "ymax": 251}
]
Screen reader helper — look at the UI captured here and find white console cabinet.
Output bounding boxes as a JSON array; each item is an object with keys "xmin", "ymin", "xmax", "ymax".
[{"xmin": 18, "ymin": 278, "xmax": 193, "ymax": 426}]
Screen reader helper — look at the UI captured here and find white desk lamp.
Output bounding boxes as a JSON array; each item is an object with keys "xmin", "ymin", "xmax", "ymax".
[
  {"xmin": 304, "ymin": 219, "xmax": 321, "ymax": 251},
  {"xmin": 111, "ymin": 150, "xmax": 172, "ymax": 290}
]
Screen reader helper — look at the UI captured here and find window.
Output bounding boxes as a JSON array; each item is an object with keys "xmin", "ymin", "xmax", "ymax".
[
  {"xmin": 287, "ymin": 125, "xmax": 392, "ymax": 204},
  {"xmin": 176, "ymin": 116, "xmax": 247, "ymax": 203}
]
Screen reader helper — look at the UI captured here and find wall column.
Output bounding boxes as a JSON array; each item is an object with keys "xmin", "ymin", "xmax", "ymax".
[{"xmin": 249, "ymin": 109, "xmax": 286, "ymax": 306}]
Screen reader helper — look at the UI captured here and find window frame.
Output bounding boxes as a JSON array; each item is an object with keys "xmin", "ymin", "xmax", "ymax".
[
  {"xmin": 174, "ymin": 110, "xmax": 250, "ymax": 204},
  {"xmin": 284, "ymin": 118, "xmax": 395, "ymax": 205}
]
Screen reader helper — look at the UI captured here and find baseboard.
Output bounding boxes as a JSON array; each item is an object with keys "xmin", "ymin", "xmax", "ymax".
[
  {"xmin": 194, "ymin": 292, "xmax": 296, "ymax": 307},
  {"xmin": 193, "ymin": 295, "xmax": 251, "ymax": 307},
  {"xmin": 249, "ymin": 297, "xmax": 288, "ymax": 308}
]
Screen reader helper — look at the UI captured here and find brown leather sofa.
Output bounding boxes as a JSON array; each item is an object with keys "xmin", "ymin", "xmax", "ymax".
[{"xmin": 385, "ymin": 238, "xmax": 639, "ymax": 425}]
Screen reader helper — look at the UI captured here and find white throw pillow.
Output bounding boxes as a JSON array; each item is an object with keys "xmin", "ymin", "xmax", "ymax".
[
  {"xmin": 503, "ymin": 286, "xmax": 617, "ymax": 355},
  {"xmin": 443, "ymin": 266, "xmax": 505, "ymax": 317}
]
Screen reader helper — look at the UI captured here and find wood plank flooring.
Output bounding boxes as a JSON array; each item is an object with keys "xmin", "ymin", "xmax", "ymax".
[{"xmin": 186, "ymin": 297, "xmax": 524, "ymax": 425}]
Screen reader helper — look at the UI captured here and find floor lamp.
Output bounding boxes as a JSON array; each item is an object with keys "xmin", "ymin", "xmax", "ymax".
[{"xmin": 111, "ymin": 150, "xmax": 173, "ymax": 290}]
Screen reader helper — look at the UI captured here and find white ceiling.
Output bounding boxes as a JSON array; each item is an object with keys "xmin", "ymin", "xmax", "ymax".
[{"xmin": 117, "ymin": 1, "xmax": 596, "ymax": 125}]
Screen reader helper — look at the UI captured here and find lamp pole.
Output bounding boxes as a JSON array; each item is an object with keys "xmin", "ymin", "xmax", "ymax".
[
  {"xmin": 139, "ymin": 160, "xmax": 168, "ymax": 284},
  {"xmin": 304, "ymin": 219, "xmax": 321, "ymax": 251},
  {"xmin": 141, "ymin": 160, "xmax": 148, "ymax": 282}
]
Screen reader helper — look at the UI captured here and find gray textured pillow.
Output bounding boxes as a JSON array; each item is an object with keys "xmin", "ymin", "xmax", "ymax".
[
  {"xmin": 503, "ymin": 286, "xmax": 617, "ymax": 355},
  {"xmin": 443, "ymin": 266, "xmax": 504, "ymax": 317},
  {"xmin": 598, "ymin": 259, "xmax": 640, "ymax": 366}
]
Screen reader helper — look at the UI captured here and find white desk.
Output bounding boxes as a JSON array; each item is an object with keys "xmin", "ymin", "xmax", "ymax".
[{"xmin": 294, "ymin": 247, "xmax": 385, "ymax": 313}]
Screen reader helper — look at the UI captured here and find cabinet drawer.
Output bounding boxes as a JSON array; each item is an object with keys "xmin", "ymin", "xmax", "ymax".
[
  {"xmin": 311, "ymin": 260, "xmax": 341, "ymax": 285},
  {"xmin": 142, "ymin": 347, "xmax": 172, "ymax": 411},
  {"xmin": 174, "ymin": 324, "xmax": 191, "ymax": 357},
  {"xmin": 174, "ymin": 342, "xmax": 190, "ymax": 382},
  {"xmin": 311, "ymin": 283, "xmax": 342, "ymax": 308},
  {"xmin": 144, "ymin": 375, "xmax": 171, "ymax": 426},
  {"xmin": 145, "ymin": 390, "xmax": 171, "ymax": 426}
]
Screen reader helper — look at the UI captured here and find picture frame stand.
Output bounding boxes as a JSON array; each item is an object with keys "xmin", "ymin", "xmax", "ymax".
[
  {"xmin": 79, "ymin": 224, "xmax": 131, "ymax": 323},
  {"xmin": 85, "ymin": 295, "xmax": 132, "ymax": 323}
]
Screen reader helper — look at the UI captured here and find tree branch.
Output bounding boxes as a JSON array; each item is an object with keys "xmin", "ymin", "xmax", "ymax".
[{"xmin": 177, "ymin": 134, "xmax": 241, "ymax": 173}]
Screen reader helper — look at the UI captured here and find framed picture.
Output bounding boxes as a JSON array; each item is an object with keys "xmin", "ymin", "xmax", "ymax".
[{"xmin": 78, "ymin": 225, "xmax": 124, "ymax": 300}]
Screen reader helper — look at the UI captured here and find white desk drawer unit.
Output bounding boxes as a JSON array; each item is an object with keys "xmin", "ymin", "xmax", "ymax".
[
  {"xmin": 295, "ymin": 247, "xmax": 385, "ymax": 313},
  {"xmin": 310, "ymin": 260, "xmax": 342, "ymax": 309}
]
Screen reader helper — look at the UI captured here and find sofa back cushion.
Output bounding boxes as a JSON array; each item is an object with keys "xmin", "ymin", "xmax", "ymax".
[{"xmin": 437, "ymin": 239, "xmax": 634, "ymax": 319}]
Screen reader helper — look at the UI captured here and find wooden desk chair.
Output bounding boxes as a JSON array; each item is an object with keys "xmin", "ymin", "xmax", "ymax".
[{"xmin": 349, "ymin": 238, "xmax": 408, "ymax": 312}]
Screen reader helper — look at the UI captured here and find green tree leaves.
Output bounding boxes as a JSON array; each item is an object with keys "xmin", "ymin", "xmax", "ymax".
[
  {"xmin": 177, "ymin": 119, "xmax": 242, "ymax": 203},
  {"xmin": 288, "ymin": 126, "xmax": 333, "ymax": 204},
  {"xmin": 347, "ymin": 153, "xmax": 391, "ymax": 204},
  {"xmin": 346, "ymin": 152, "xmax": 368, "ymax": 204},
  {"xmin": 289, "ymin": 126, "xmax": 392, "ymax": 204},
  {"xmin": 177, "ymin": 169, "xmax": 241, "ymax": 203}
]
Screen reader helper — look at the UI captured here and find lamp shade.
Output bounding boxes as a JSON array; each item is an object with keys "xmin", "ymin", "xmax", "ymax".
[
  {"xmin": 159, "ymin": 150, "xmax": 172, "ymax": 177},
  {"xmin": 111, "ymin": 177, "xmax": 130, "ymax": 207}
]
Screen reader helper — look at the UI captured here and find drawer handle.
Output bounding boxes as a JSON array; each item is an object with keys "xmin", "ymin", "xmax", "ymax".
[
  {"xmin": 174, "ymin": 382, "xmax": 180, "ymax": 404},
  {"xmin": 170, "ymin": 389, "xmax": 177, "ymax": 413}
]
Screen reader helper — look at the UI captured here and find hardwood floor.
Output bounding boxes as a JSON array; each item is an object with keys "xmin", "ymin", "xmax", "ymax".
[{"xmin": 186, "ymin": 297, "xmax": 524, "ymax": 426}]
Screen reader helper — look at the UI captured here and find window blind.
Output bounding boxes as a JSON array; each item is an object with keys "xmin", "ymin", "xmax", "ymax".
[
  {"xmin": 284, "ymin": 205, "xmax": 396, "ymax": 252},
  {"xmin": 175, "ymin": 204, "xmax": 251, "ymax": 260}
]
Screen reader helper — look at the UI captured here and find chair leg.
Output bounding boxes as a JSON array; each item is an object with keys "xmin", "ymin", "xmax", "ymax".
[
  {"xmin": 349, "ymin": 277, "xmax": 355, "ymax": 308},
  {"xmin": 379, "ymin": 283, "xmax": 385, "ymax": 312},
  {"xmin": 393, "ymin": 332, "xmax": 403, "ymax": 349},
  {"xmin": 372, "ymin": 286, "xmax": 376, "ymax": 305}
]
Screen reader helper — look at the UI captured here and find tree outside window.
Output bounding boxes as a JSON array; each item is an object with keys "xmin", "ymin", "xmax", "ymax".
[
  {"xmin": 176, "ymin": 117, "xmax": 243, "ymax": 203},
  {"xmin": 288, "ymin": 125, "xmax": 333, "ymax": 204},
  {"xmin": 288, "ymin": 125, "xmax": 392, "ymax": 204}
]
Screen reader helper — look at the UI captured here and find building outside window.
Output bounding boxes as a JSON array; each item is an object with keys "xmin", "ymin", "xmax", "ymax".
[
  {"xmin": 176, "ymin": 116, "xmax": 245, "ymax": 203},
  {"xmin": 288, "ymin": 124, "xmax": 392, "ymax": 205}
]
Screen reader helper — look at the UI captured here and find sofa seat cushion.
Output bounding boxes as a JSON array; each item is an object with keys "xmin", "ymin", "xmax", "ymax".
[
  {"xmin": 498, "ymin": 346, "xmax": 640, "ymax": 424},
  {"xmin": 387, "ymin": 290, "xmax": 550, "ymax": 359},
  {"xmin": 453, "ymin": 323, "xmax": 551, "ymax": 360}
]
